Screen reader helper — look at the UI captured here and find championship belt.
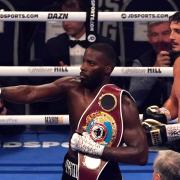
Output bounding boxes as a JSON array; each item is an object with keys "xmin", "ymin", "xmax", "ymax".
[{"xmin": 77, "ymin": 84, "xmax": 123, "ymax": 180}]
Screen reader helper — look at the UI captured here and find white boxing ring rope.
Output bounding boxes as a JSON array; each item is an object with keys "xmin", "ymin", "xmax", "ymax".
[
  {"xmin": 0, "ymin": 115, "xmax": 70, "ymax": 125},
  {"xmin": 0, "ymin": 115, "xmax": 178, "ymax": 125},
  {"xmin": 0, "ymin": 11, "xmax": 176, "ymax": 125},
  {"xmin": 0, "ymin": 66, "xmax": 173, "ymax": 77},
  {"xmin": 0, "ymin": 114, "xmax": 143, "ymax": 125},
  {"xmin": 0, "ymin": 11, "xmax": 176, "ymax": 22}
]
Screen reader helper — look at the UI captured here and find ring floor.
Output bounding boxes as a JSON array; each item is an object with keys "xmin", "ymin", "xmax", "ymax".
[{"xmin": 0, "ymin": 126, "xmax": 156, "ymax": 180}]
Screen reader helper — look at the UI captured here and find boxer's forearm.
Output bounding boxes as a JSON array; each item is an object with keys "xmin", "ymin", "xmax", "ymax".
[
  {"xmin": 102, "ymin": 145, "xmax": 147, "ymax": 165},
  {"xmin": 0, "ymin": 85, "xmax": 35, "ymax": 103},
  {"xmin": 163, "ymin": 98, "xmax": 178, "ymax": 121}
]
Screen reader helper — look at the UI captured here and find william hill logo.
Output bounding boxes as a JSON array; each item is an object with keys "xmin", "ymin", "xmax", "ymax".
[
  {"xmin": 147, "ymin": 68, "xmax": 162, "ymax": 73},
  {"xmin": 54, "ymin": 67, "xmax": 68, "ymax": 72}
]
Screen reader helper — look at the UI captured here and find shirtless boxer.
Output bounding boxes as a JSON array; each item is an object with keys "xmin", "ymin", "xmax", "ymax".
[
  {"xmin": 143, "ymin": 12, "xmax": 180, "ymax": 148},
  {"xmin": 0, "ymin": 43, "xmax": 148, "ymax": 179}
]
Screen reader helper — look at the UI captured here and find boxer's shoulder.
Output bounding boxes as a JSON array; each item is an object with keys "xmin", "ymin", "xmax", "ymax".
[
  {"xmin": 55, "ymin": 76, "xmax": 80, "ymax": 87},
  {"xmin": 174, "ymin": 56, "xmax": 180, "ymax": 69}
]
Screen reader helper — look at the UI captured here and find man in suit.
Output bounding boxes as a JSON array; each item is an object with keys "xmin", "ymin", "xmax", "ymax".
[{"xmin": 43, "ymin": 0, "xmax": 120, "ymax": 67}]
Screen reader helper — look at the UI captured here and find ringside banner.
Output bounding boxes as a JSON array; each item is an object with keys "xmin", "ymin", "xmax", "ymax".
[{"xmin": 0, "ymin": 11, "xmax": 174, "ymax": 22}]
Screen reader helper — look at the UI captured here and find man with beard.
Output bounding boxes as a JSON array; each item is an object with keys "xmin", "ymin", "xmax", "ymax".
[
  {"xmin": 129, "ymin": 21, "xmax": 173, "ymax": 114},
  {"xmin": 0, "ymin": 43, "xmax": 148, "ymax": 179}
]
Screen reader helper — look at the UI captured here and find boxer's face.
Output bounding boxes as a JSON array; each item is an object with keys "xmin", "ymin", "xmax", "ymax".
[
  {"xmin": 80, "ymin": 48, "xmax": 109, "ymax": 89},
  {"xmin": 170, "ymin": 21, "xmax": 180, "ymax": 52},
  {"xmin": 148, "ymin": 22, "xmax": 171, "ymax": 53}
]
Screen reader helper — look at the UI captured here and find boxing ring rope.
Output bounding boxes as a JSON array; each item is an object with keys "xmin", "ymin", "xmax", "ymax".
[
  {"xmin": 0, "ymin": 66, "xmax": 173, "ymax": 77},
  {"xmin": 0, "ymin": 114, "xmax": 143, "ymax": 125},
  {"xmin": 0, "ymin": 11, "xmax": 176, "ymax": 22},
  {"xmin": 0, "ymin": 115, "xmax": 69, "ymax": 125},
  {"xmin": 0, "ymin": 114, "xmax": 178, "ymax": 125}
]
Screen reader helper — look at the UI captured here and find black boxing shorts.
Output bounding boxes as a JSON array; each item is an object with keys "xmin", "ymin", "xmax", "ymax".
[
  {"xmin": 62, "ymin": 153, "xmax": 78, "ymax": 180},
  {"xmin": 61, "ymin": 153, "xmax": 122, "ymax": 180}
]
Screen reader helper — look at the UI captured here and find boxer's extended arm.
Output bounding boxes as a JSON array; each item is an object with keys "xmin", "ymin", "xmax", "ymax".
[{"xmin": 0, "ymin": 77, "xmax": 75, "ymax": 104}]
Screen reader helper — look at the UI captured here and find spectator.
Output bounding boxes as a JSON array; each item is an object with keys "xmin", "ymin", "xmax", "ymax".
[
  {"xmin": 153, "ymin": 150, "xmax": 180, "ymax": 180},
  {"xmin": 43, "ymin": 0, "xmax": 120, "ymax": 67},
  {"xmin": 129, "ymin": 21, "xmax": 174, "ymax": 114}
]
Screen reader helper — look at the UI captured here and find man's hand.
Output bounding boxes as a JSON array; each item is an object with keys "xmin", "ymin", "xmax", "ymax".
[
  {"xmin": 70, "ymin": 132, "xmax": 105, "ymax": 156},
  {"xmin": 143, "ymin": 105, "xmax": 171, "ymax": 124},
  {"xmin": 154, "ymin": 51, "xmax": 171, "ymax": 67}
]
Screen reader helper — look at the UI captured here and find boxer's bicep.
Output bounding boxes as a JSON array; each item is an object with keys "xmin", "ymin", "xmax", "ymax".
[{"xmin": 122, "ymin": 95, "xmax": 147, "ymax": 148}]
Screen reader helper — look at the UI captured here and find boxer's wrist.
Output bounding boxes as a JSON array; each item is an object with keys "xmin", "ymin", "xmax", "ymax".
[{"xmin": 165, "ymin": 124, "xmax": 180, "ymax": 142}]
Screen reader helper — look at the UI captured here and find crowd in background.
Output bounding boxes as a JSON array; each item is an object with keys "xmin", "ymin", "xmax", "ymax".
[{"xmin": 0, "ymin": 0, "xmax": 179, "ymax": 116}]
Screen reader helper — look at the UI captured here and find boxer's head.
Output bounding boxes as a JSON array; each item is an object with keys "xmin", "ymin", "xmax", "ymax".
[
  {"xmin": 80, "ymin": 43, "xmax": 116, "ymax": 89},
  {"xmin": 169, "ymin": 12, "xmax": 180, "ymax": 53}
]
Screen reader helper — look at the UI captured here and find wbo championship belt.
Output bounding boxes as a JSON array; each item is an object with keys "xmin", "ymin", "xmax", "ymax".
[{"xmin": 77, "ymin": 84, "xmax": 123, "ymax": 180}]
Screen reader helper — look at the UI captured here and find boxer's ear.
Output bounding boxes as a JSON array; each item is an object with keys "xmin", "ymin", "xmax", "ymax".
[{"xmin": 105, "ymin": 65, "xmax": 113, "ymax": 75}]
